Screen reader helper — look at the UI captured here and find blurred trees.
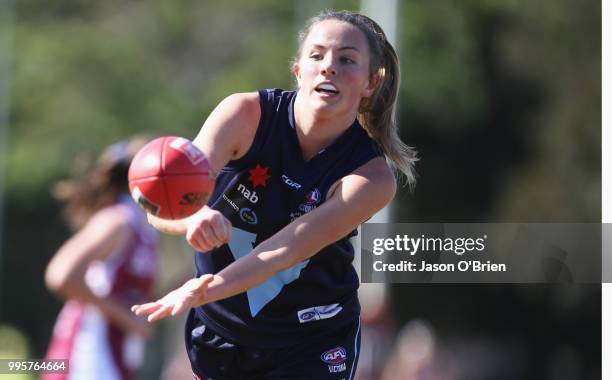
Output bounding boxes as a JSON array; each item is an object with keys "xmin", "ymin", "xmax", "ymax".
[
  {"xmin": 395, "ymin": 1, "xmax": 600, "ymax": 222},
  {"xmin": 6, "ymin": 0, "xmax": 600, "ymax": 219}
]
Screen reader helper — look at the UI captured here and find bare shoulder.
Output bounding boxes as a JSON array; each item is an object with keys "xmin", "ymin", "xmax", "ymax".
[
  {"xmin": 351, "ymin": 157, "xmax": 397, "ymax": 187},
  {"xmin": 330, "ymin": 157, "xmax": 397, "ymax": 207},
  {"xmin": 219, "ymin": 92, "xmax": 261, "ymax": 123},
  {"xmin": 193, "ymin": 92, "xmax": 261, "ymax": 172}
]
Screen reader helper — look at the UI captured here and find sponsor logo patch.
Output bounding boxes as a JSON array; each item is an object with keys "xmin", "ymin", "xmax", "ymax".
[
  {"xmin": 299, "ymin": 311, "xmax": 317, "ymax": 322},
  {"xmin": 298, "ymin": 188, "xmax": 321, "ymax": 213},
  {"xmin": 237, "ymin": 183, "xmax": 259, "ymax": 203},
  {"xmin": 239, "ymin": 208, "xmax": 258, "ymax": 225},
  {"xmin": 297, "ymin": 304, "xmax": 342, "ymax": 323},
  {"xmin": 222, "ymin": 193, "xmax": 239, "ymax": 212},
  {"xmin": 281, "ymin": 174, "xmax": 302, "ymax": 190},
  {"xmin": 248, "ymin": 164, "xmax": 270, "ymax": 188},
  {"xmin": 321, "ymin": 347, "xmax": 347, "ymax": 364},
  {"xmin": 169, "ymin": 137, "xmax": 206, "ymax": 165},
  {"xmin": 321, "ymin": 347, "xmax": 348, "ymax": 373},
  {"xmin": 328, "ymin": 363, "xmax": 347, "ymax": 373}
]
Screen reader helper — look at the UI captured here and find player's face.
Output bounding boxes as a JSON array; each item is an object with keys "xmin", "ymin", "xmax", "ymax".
[{"xmin": 294, "ymin": 20, "xmax": 378, "ymax": 120}]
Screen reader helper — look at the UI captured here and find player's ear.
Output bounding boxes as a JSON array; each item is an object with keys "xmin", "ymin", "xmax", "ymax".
[
  {"xmin": 361, "ymin": 72, "xmax": 381, "ymax": 98},
  {"xmin": 293, "ymin": 62, "xmax": 302, "ymax": 87}
]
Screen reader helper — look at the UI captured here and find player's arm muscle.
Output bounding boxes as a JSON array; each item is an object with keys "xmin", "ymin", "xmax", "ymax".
[
  {"xmin": 147, "ymin": 92, "xmax": 260, "ymax": 235},
  {"xmin": 193, "ymin": 92, "xmax": 261, "ymax": 174},
  {"xmin": 204, "ymin": 157, "xmax": 396, "ymax": 303}
]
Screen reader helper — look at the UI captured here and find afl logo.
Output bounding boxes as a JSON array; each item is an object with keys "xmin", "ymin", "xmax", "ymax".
[
  {"xmin": 320, "ymin": 347, "xmax": 347, "ymax": 365},
  {"xmin": 239, "ymin": 208, "xmax": 258, "ymax": 225},
  {"xmin": 299, "ymin": 311, "xmax": 316, "ymax": 322}
]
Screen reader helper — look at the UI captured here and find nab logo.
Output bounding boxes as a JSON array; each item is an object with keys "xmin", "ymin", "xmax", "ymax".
[
  {"xmin": 281, "ymin": 175, "xmax": 302, "ymax": 190},
  {"xmin": 179, "ymin": 192, "xmax": 208, "ymax": 206},
  {"xmin": 320, "ymin": 347, "xmax": 347, "ymax": 365},
  {"xmin": 239, "ymin": 208, "xmax": 258, "ymax": 225},
  {"xmin": 237, "ymin": 184, "xmax": 259, "ymax": 203}
]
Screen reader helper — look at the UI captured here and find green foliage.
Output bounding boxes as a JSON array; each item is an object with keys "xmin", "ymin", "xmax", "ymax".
[{"xmin": 400, "ymin": 1, "xmax": 487, "ymax": 130}]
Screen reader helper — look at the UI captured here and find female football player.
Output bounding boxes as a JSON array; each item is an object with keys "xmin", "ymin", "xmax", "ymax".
[{"xmin": 132, "ymin": 10, "xmax": 416, "ymax": 379}]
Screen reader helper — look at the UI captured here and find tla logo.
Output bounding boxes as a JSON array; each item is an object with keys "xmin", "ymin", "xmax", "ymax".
[
  {"xmin": 237, "ymin": 183, "xmax": 259, "ymax": 203},
  {"xmin": 281, "ymin": 175, "xmax": 301, "ymax": 190},
  {"xmin": 239, "ymin": 208, "xmax": 258, "ymax": 225}
]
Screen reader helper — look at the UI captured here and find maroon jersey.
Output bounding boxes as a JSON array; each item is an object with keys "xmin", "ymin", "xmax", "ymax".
[{"xmin": 44, "ymin": 196, "xmax": 158, "ymax": 380}]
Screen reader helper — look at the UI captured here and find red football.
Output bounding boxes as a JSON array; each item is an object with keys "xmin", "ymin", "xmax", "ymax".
[{"xmin": 128, "ymin": 136, "xmax": 214, "ymax": 220}]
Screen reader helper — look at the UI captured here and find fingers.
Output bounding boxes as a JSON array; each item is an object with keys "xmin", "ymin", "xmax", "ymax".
[
  {"xmin": 132, "ymin": 301, "xmax": 175, "ymax": 322},
  {"xmin": 147, "ymin": 304, "xmax": 174, "ymax": 322},
  {"xmin": 199, "ymin": 273, "xmax": 215, "ymax": 285},
  {"xmin": 186, "ymin": 228, "xmax": 209, "ymax": 252},
  {"xmin": 131, "ymin": 275, "xmax": 216, "ymax": 322},
  {"xmin": 209, "ymin": 214, "xmax": 231, "ymax": 245},
  {"xmin": 131, "ymin": 302, "xmax": 163, "ymax": 316},
  {"xmin": 186, "ymin": 209, "xmax": 232, "ymax": 252},
  {"xmin": 222, "ymin": 217, "xmax": 232, "ymax": 243},
  {"xmin": 199, "ymin": 223, "xmax": 220, "ymax": 249},
  {"xmin": 170, "ymin": 274, "xmax": 214, "ymax": 316}
]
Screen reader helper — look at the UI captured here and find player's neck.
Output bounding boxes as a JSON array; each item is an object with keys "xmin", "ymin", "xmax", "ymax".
[{"xmin": 294, "ymin": 95, "xmax": 357, "ymax": 162}]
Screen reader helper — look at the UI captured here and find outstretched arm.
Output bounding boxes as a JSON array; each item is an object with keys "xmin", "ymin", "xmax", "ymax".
[{"xmin": 132, "ymin": 157, "xmax": 396, "ymax": 322}]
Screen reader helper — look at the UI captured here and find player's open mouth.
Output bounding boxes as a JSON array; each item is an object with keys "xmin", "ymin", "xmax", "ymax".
[{"xmin": 315, "ymin": 83, "xmax": 339, "ymax": 95}]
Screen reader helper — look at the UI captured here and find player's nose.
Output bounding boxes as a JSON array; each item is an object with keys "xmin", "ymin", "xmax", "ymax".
[{"xmin": 320, "ymin": 55, "xmax": 337, "ymax": 76}]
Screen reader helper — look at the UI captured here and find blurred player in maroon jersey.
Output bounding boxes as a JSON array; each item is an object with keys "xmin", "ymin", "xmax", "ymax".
[{"xmin": 44, "ymin": 137, "xmax": 159, "ymax": 380}]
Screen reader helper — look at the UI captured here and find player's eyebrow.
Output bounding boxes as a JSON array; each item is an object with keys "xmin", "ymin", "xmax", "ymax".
[{"xmin": 310, "ymin": 44, "xmax": 360, "ymax": 52}]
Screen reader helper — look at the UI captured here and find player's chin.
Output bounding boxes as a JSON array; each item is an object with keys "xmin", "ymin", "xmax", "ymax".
[{"xmin": 309, "ymin": 95, "xmax": 342, "ymax": 113}]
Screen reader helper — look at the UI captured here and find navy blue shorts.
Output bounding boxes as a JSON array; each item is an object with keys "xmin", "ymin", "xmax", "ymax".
[{"xmin": 185, "ymin": 309, "xmax": 361, "ymax": 380}]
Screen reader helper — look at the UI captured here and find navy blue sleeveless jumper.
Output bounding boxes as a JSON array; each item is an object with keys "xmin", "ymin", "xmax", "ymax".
[{"xmin": 189, "ymin": 89, "xmax": 382, "ymax": 348}]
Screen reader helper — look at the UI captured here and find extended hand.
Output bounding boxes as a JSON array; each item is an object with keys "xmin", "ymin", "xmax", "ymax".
[{"xmin": 131, "ymin": 274, "xmax": 214, "ymax": 322}]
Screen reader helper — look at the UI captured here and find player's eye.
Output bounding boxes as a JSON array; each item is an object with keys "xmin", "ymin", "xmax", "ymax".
[
  {"xmin": 309, "ymin": 52, "xmax": 322, "ymax": 60},
  {"xmin": 340, "ymin": 56, "xmax": 355, "ymax": 64}
]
